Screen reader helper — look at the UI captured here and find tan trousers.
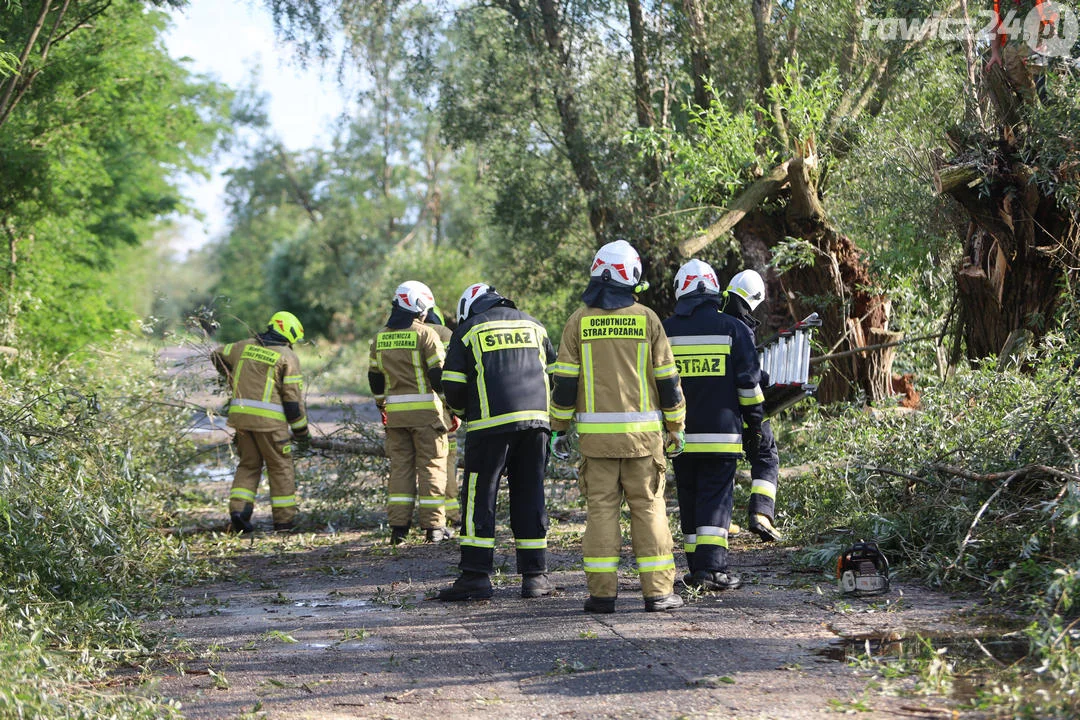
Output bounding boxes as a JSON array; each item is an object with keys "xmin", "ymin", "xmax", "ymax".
[
  {"xmin": 580, "ymin": 455, "xmax": 676, "ymax": 599},
  {"xmin": 385, "ymin": 424, "xmax": 448, "ymax": 528},
  {"xmin": 445, "ymin": 434, "xmax": 460, "ymax": 524},
  {"xmin": 229, "ymin": 428, "xmax": 297, "ymax": 524}
]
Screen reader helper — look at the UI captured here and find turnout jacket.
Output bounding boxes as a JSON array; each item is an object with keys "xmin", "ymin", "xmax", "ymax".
[
  {"xmin": 443, "ymin": 301, "xmax": 556, "ymax": 437},
  {"xmin": 662, "ymin": 298, "xmax": 764, "ymax": 456},
  {"xmin": 212, "ymin": 333, "xmax": 308, "ymax": 435},
  {"xmin": 368, "ymin": 319, "xmax": 447, "ymax": 429},
  {"xmin": 550, "ymin": 303, "xmax": 685, "ymax": 459}
]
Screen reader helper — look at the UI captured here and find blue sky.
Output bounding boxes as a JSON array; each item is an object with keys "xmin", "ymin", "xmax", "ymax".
[{"xmin": 164, "ymin": 0, "xmax": 346, "ymax": 254}]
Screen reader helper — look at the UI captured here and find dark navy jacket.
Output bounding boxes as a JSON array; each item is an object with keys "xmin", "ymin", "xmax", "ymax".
[{"xmin": 663, "ymin": 297, "xmax": 764, "ymax": 456}]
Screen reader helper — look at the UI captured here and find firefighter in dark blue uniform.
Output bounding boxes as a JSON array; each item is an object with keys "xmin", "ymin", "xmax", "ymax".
[
  {"xmin": 437, "ymin": 284, "xmax": 558, "ymax": 601},
  {"xmin": 723, "ymin": 269, "xmax": 783, "ymax": 543},
  {"xmin": 663, "ymin": 260, "xmax": 765, "ymax": 590}
]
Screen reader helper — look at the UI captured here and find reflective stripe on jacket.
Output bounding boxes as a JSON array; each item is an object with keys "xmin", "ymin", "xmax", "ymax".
[
  {"xmin": 662, "ymin": 302, "xmax": 763, "ymax": 456},
  {"xmin": 368, "ymin": 320, "xmax": 447, "ymax": 429},
  {"xmin": 550, "ymin": 303, "xmax": 684, "ymax": 459},
  {"xmin": 213, "ymin": 339, "xmax": 306, "ymax": 432},
  {"xmin": 443, "ymin": 306, "xmax": 556, "ymax": 436}
]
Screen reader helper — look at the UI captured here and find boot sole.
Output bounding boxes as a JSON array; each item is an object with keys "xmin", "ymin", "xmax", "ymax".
[{"xmin": 437, "ymin": 590, "xmax": 494, "ymax": 601}]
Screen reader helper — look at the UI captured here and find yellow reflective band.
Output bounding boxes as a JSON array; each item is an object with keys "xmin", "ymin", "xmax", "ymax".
[
  {"xmin": 448, "ymin": 439, "xmax": 458, "ymax": 451},
  {"xmin": 229, "ymin": 405, "xmax": 287, "ymax": 422},
  {"xmin": 664, "ymin": 407, "xmax": 686, "ymax": 422},
  {"xmin": 515, "ymin": 538, "xmax": 547, "ymax": 550},
  {"xmin": 695, "ymin": 535, "xmax": 729, "ymax": 548},
  {"xmin": 386, "ymin": 401, "xmax": 438, "ymax": 412},
  {"xmin": 240, "ymin": 344, "xmax": 281, "ymax": 365},
  {"xmin": 551, "ymin": 405, "xmax": 574, "ymax": 421},
  {"xmin": 426, "ymin": 351, "xmax": 441, "ymax": 367},
  {"xmin": 675, "ymin": 354, "xmax": 726, "ymax": 377},
  {"xmin": 418, "ymin": 496, "xmax": 445, "ymax": 507},
  {"xmin": 477, "ymin": 327, "xmax": 540, "ymax": 352},
  {"xmin": 230, "ymin": 488, "xmax": 256, "ymax": 501},
  {"xmin": 580, "ymin": 314, "xmax": 646, "ymax": 340},
  {"xmin": 685, "ymin": 442, "xmax": 743, "ymax": 453},
  {"xmin": 637, "ymin": 554, "xmax": 676, "ymax": 571},
  {"xmin": 465, "ymin": 472, "xmax": 479, "ymax": 540},
  {"xmin": 283, "ymin": 374, "xmax": 302, "ymax": 384},
  {"xmin": 583, "ymin": 557, "xmax": 620, "ymax": 572},
  {"xmin": 577, "ymin": 420, "xmax": 662, "ymax": 434},
  {"xmin": 271, "ymin": 495, "xmax": 297, "ymax": 507},
  {"xmin": 388, "ymin": 495, "xmax": 415, "ymax": 505},
  {"xmin": 289, "ymin": 417, "xmax": 308, "ymax": 430},
  {"xmin": 443, "ymin": 370, "xmax": 467, "ymax": 383},
  {"xmin": 223, "ymin": 343, "xmax": 234, "ymax": 355},
  {"xmin": 739, "ymin": 392, "xmax": 765, "ymax": 406},
  {"xmin": 654, "ymin": 362, "xmax": 678, "ymax": 378},
  {"xmin": 671, "ymin": 343, "xmax": 731, "ymax": 355},
  {"xmin": 466, "ymin": 410, "xmax": 549, "ymax": 432},
  {"xmin": 751, "ymin": 479, "xmax": 777, "ymax": 499},
  {"xmin": 460, "ymin": 536, "xmax": 496, "ymax": 548},
  {"xmin": 552, "ymin": 362, "xmax": 580, "ymax": 376},
  {"xmin": 445, "ymin": 499, "xmax": 460, "ymax": 510},
  {"xmin": 683, "ymin": 537, "xmax": 697, "ymax": 552},
  {"xmin": 376, "ymin": 331, "xmax": 418, "ymax": 350}
]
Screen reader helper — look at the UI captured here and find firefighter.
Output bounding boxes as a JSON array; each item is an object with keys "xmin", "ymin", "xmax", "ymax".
[
  {"xmin": 663, "ymin": 260, "xmax": 765, "ymax": 591},
  {"xmin": 426, "ymin": 305, "xmax": 461, "ymax": 527},
  {"xmin": 368, "ymin": 281, "xmax": 452, "ymax": 544},
  {"xmin": 212, "ymin": 311, "xmax": 310, "ymax": 534},
  {"xmin": 722, "ymin": 269, "xmax": 783, "ymax": 543},
  {"xmin": 436, "ymin": 283, "xmax": 558, "ymax": 601},
  {"xmin": 550, "ymin": 240, "xmax": 686, "ymax": 613}
]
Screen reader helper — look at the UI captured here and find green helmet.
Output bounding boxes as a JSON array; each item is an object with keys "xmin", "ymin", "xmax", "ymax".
[{"xmin": 268, "ymin": 311, "xmax": 304, "ymax": 343}]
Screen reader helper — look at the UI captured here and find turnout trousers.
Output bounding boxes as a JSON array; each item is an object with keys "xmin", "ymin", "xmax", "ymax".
[
  {"xmin": 385, "ymin": 424, "xmax": 448, "ymax": 529},
  {"xmin": 445, "ymin": 432, "xmax": 460, "ymax": 525},
  {"xmin": 672, "ymin": 454, "xmax": 737, "ymax": 574},
  {"xmin": 459, "ymin": 428, "xmax": 549, "ymax": 576},
  {"xmin": 580, "ymin": 456, "xmax": 676, "ymax": 599},
  {"xmin": 747, "ymin": 420, "xmax": 779, "ymax": 522},
  {"xmin": 229, "ymin": 427, "xmax": 298, "ymax": 525}
]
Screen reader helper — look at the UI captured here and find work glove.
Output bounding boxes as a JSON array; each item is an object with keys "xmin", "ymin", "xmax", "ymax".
[
  {"xmin": 379, "ymin": 407, "xmax": 388, "ymax": 426},
  {"xmin": 550, "ymin": 431, "xmax": 571, "ymax": 460},
  {"xmin": 293, "ymin": 432, "xmax": 311, "ymax": 453},
  {"xmin": 449, "ymin": 415, "xmax": 461, "ymax": 432},
  {"xmin": 664, "ymin": 430, "xmax": 685, "ymax": 458},
  {"xmin": 743, "ymin": 424, "xmax": 762, "ymax": 459}
]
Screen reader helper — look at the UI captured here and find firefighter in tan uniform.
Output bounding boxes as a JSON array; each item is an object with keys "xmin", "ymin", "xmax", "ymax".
[
  {"xmin": 426, "ymin": 306, "xmax": 461, "ymax": 526},
  {"xmin": 212, "ymin": 311, "xmax": 310, "ymax": 534},
  {"xmin": 368, "ymin": 281, "xmax": 452, "ymax": 544},
  {"xmin": 550, "ymin": 240, "xmax": 687, "ymax": 613}
]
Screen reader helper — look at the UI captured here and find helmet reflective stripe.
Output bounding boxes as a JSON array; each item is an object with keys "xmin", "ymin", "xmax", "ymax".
[
  {"xmin": 393, "ymin": 281, "xmax": 435, "ymax": 314},
  {"xmin": 457, "ymin": 282, "xmax": 493, "ymax": 322},
  {"xmin": 590, "ymin": 240, "xmax": 641, "ymax": 286},
  {"xmin": 673, "ymin": 259, "xmax": 721, "ymax": 300},
  {"xmin": 268, "ymin": 311, "xmax": 304, "ymax": 343},
  {"xmin": 726, "ymin": 269, "xmax": 766, "ymax": 311}
]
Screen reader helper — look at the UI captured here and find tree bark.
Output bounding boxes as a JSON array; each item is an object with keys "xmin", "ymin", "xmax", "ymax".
[{"xmin": 681, "ymin": 0, "xmax": 712, "ymax": 111}]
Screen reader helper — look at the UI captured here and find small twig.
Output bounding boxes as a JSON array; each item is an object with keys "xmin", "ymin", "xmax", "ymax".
[
  {"xmin": 972, "ymin": 637, "xmax": 1008, "ymax": 668},
  {"xmin": 950, "ymin": 471, "xmax": 1020, "ymax": 571}
]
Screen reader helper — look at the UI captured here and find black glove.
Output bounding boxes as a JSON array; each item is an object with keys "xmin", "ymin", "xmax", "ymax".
[
  {"xmin": 293, "ymin": 432, "xmax": 311, "ymax": 453},
  {"xmin": 550, "ymin": 431, "xmax": 571, "ymax": 460},
  {"xmin": 743, "ymin": 424, "xmax": 762, "ymax": 458}
]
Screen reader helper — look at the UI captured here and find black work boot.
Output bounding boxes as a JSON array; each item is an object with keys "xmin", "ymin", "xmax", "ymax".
[
  {"xmin": 521, "ymin": 573, "xmax": 554, "ymax": 598},
  {"xmin": 688, "ymin": 570, "xmax": 742, "ymax": 591},
  {"xmin": 584, "ymin": 596, "xmax": 616, "ymax": 614},
  {"xmin": 390, "ymin": 525, "xmax": 410, "ymax": 545},
  {"xmin": 425, "ymin": 526, "xmax": 453, "ymax": 543},
  {"xmin": 644, "ymin": 593, "xmax": 685, "ymax": 612},
  {"xmin": 229, "ymin": 505, "xmax": 254, "ymax": 534},
  {"xmin": 437, "ymin": 571, "xmax": 493, "ymax": 601}
]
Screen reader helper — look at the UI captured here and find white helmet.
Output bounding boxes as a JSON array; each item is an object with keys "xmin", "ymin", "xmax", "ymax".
[
  {"xmin": 457, "ymin": 282, "xmax": 494, "ymax": 322},
  {"xmin": 726, "ymin": 269, "xmax": 766, "ymax": 311},
  {"xmin": 590, "ymin": 240, "xmax": 642, "ymax": 287},
  {"xmin": 393, "ymin": 280, "xmax": 435, "ymax": 315},
  {"xmin": 673, "ymin": 259, "xmax": 721, "ymax": 300}
]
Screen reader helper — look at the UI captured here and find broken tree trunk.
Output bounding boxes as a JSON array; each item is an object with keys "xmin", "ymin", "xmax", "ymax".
[
  {"xmin": 934, "ymin": 51, "xmax": 1079, "ymax": 362},
  {"xmin": 685, "ymin": 145, "xmax": 900, "ymax": 404}
]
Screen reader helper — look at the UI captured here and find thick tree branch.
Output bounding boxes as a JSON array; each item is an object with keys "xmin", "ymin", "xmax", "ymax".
[{"xmin": 679, "ymin": 162, "xmax": 790, "ymax": 257}]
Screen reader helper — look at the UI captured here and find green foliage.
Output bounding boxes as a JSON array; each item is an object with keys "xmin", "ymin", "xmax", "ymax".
[
  {"xmin": 0, "ymin": 336, "xmax": 214, "ymax": 717},
  {"xmin": 0, "ymin": 1, "xmax": 230, "ymax": 356},
  {"xmin": 1021, "ymin": 67, "xmax": 1080, "ymax": 213}
]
